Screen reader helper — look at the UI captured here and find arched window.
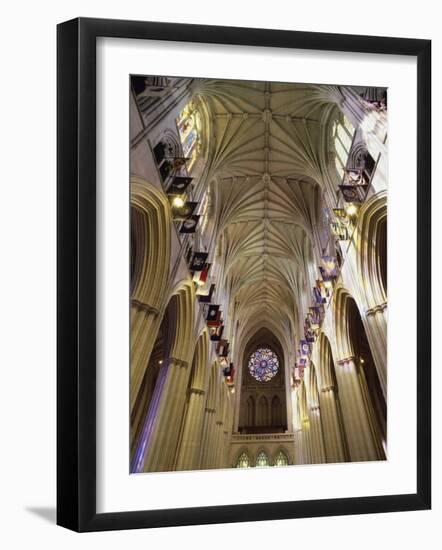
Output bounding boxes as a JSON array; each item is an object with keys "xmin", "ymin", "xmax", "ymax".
[
  {"xmin": 198, "ymin": 188, "xmax": 211, "ymax": 236},
  {"xmin": 332, "ymin": 115, "xmax": 355, "ymax": 179},
  {"xmin": 274, "ymin": 450, "xmax": 289, "ymax": 467},
  {"xmin": 255, "ymin": 451, "xmax": 270, "ymax": 467},
  {"xmin": 248, "ymin": 347, "xmax": 279, "ymax": 382},
  {"xmin": 377, "ymin": 217, "xmax": 387, "ymax": 295},
  {"xmin": 271, "ymin": 395, "xmax": 282, "ymax": 426},
  {"xmin": 236, "ymin": 452, "xmax": 251, "ymax": 468},
  {"xmin": 246, "ymin": 395, "xmax": 255, "ymax": 427},
  {"xmin": 176, "ymin": 102, "xmax": 202, "ymax": 173},
  {"xmin": 257, "ymin": 395, "xmax": 269, "ymax": 426}
]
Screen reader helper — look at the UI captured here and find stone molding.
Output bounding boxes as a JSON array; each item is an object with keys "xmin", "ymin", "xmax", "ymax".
[
  {"xmin": 168, "ymin": 357, "xmax": 189, "ymax": 368},
  {"xmin": 189, "ymin": 387, "xmax": 206, "ymax": 396},
  {"xmin": 321, "ymin": 385, "xmax": 336, "ymax": 393},
  {"xmin": 366, "ymin": 302, "xmax": 387, "ymax": 317},
  {"xmin": 131, "ymin": 298, "xmax": 160, "ymax": 316}
]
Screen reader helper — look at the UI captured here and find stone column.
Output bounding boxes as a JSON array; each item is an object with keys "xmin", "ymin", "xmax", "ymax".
[
  {"xmin": 319, "ymin": 386, "xmax": 348, "ymax": 463},
  {"xmin": 292, "ymin": 429, "xmax": 302, "ymax": 465},
  {"xmin": 175, "ymin": 388, "xmax": 207, "ymax": 471},
  {"xmin": 307, "ymin": 406, "xmax": 326, "ymax": 464},
  {"xmin": 334, "ymin": 357, "xmax": 384, "ymax": 461},
  {"xmin": 213, "ymin": 420, "xmax": 224, "ymax": 468},
  {"xmin": 365, "ymin": 304, "xmax": 388, "ymax": 399},
  {"xmin": 130, "ymin": 299, "xmax": 160, "ymax": 412},
  {"xmin": 301, "ymin": 418, "xmax": 313, "ymax": 464},
  {"xmin": 132, "ymin": 356, "xmax": 190, "ymax": 473},
  {"xmin": 221, "ymin": 428, "xmax": 230, "ymax": 468},
  {"xmin": 202, "ymin": 407, "xmax": 218, "ymax": 469}
]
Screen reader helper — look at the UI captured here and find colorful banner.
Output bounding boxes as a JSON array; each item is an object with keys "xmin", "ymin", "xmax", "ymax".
[
  {"xmin": 320, "ymin": 255, "xmax": 338, "ymax": 279},
  {"xmin": 172, "ymin": 201, "xmax": 198, "ymax": 221},
  {"xmin": 167, "ymin": 176, "xmax": 193, "ymax": 195},
  {"xmin": 339, "ymin": 184, "xmax": 368, "ymax": 203},
  {"xmin": 209, "ymin": 324, "xmax": 224, "ymax": 341},
  {"xmin": 198, "ymin": 283, "xmax": 215, "ymax": 302},
  {"xmin": 179, "ymin": 215, "xmax": 200, "ymax": 233},
  {"xmin": 189, "ymin": 252, "xmax": 208, "ymax": 271}
]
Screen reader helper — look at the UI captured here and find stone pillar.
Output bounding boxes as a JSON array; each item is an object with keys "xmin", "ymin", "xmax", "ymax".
[
  {"xmin": 175, "ymin": 388, "xmax": 207, "ymax": 471},
  {"xmin": 130, "ymin": 299, "xmax": 160, "ymax": 412},
  {"xmin": 307, "ymin": 406, "xmax": 326, "ymax": 464},
  {"xmin": 132, "ymin": 356, "xmax": 190, "ymax": 473},
  {"xmin": 199, "ymin": 407, "xmax": 217, "ymax": 469},
  {"xmin": 319, "ymin": 386, "xmax": 348, "ymax": 463},
  {"xmin": 213, "ymin": 420, "xmax": 224, "ymax": 467},
  {"xmin": 292, "ymin": 429, "xmax": 302, "ymax": 464},
  {"xmin": 301, "ymin": 418, "xmax": 312, "ymax": 464},
  {"xmin": 365, "ymin": 304, "xmax": 388, "ymax": 399},
  {"xmin": 221, "ymin": 428, "xmax": 230, "ymax": 468},
  {"xmin": 334, "ymin": 357, "xmax": 384, "ymax": 461}
]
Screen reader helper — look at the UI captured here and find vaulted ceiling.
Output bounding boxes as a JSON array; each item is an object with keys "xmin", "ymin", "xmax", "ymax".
[{"xmin": 193, "ymin": 79, "xmax": 337, "ymax": 349}]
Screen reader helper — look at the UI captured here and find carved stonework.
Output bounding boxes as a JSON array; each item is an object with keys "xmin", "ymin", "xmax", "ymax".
[
  {"xmin": 131, "ymin": 298, "xmax": 160, "ymax": 316},
  {"xmin": 366, "ymin": 302, "xmax": 387, "ymax": 317}
]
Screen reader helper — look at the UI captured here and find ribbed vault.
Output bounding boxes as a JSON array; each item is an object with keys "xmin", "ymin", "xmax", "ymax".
[{"xmin": 192, "ymin": 79, "xmax": 336, "ymax": 342}]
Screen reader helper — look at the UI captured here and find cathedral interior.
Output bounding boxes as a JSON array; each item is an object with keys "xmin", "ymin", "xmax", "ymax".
[{"xmin": 129, "ymin": 76, "xmax": 388, "ymax": 473}]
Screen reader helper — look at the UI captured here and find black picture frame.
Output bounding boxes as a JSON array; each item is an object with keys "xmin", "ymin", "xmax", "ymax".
[{"xmin": 57, "ymin": 17, "xmax": 431, "ymax": 532}]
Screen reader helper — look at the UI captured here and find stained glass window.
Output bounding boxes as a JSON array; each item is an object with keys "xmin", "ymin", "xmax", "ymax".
[
  {"xmin": 248, "ymin": 347, "xmax": 279, "ymax": 382},
  {"xmin": 274, "ymin": 450, "xmax": 289, "ymax": 467},
  {"xmin": 176, "ymin": 102, "xmax": 202, "ymax": 172},
  {"xmin": 332, "ymin": 115, "xmax": 355, "ymax": 179},
  {"xmin": 255, "ymin": 451, "xmax": 270, "ymax": 467},
  {"xmin": 236, "ymin": 452, "xmax": 251, "ymax": 468}
]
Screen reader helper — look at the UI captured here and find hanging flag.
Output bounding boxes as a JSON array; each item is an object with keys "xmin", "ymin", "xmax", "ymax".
[
  {"xmin": 343, "ymin": 168, "xmax": 367, "ymax": 186},
  {"xmin": 294, "ymin": 366, "xmax": 304, "ymax": 380},
  {"xmin": 224, "ymin": 362, "xmax": 235, "ymax": 384},
  {"xmin": 217, "ymin": 339, "xmax": 229, "ymax": 357},
  {"xmin": 330, "ymin": 220, "xmax": 349, "ymax": 241},
  {"xmin": 167, "ymin": 176, "xmax": 193, "ymax": 195},
  {"xmin": 333, "ymin": 207, "xmax": 348, "ymax": 221},
  {"xmin": 313, "ymin": 285, "xmax": 326, "ymax": 305},
  {"xmin": 320, "ymin": 255, "xmax": 338, "ymax": 278},
  {"xmin": 210, "ymin": 324, "xmax": 224, "ymax": 341},
  {"xmin": 307, "ymin": 315, "xmax": 320, "ymax": 331},
  {"xmin": 309, "ymin": 305, "xmax": 324, "ymax": 325},
  {"xmin": 189, "ymin": 252, "xmax": 208, "ymax": 271},
  {"xmin": 207, "ymin": 309, "xmax": 222, "ymax": 326},
  {"xmin": 206, "ymin": 305, "xmax": 220, "ymax": 321},
  {"xmin": 339, "ymin": 184, "xmax": 368, "ymax": 203},
  {"xmin": 172, "ymin": 201, "xmax": 198, "ymax": 221},
  {"xmin": 220, "ymin": 342, "xmax": 229, "ymax": 357},
  {"xmin": 202, "ymin": 304, "xmax": 210, "ymax": 319},
  {"xmin": 194, "ymin": 263, "xmax": 211, "ymax": 287},
  {"xmin": 180, "ymin": 215, "xmax": 200, "ymax": 233},
  {"xmin": 198, "ymin": 283, "xmax": 215, "ymax": 303},
  {"xmin": 309, "ymin": 305, "xmax": 324, "ymax": 315},
  {"xmin": 317, "ymin": 279, "xmax": 330, "ymax": 299},
  {"xmin": 171, "ymin": 157, "xmax": 191, "ymax": 170},
  {"xmin": 300, "ymin": 340, "xmax": 312, "ymax": 357},
  {"xmin": 160, "ymin": 157, "xmax": 191, "ymax": 182}
]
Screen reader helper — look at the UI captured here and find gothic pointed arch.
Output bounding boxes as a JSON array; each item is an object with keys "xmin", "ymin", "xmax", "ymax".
[
  {"xmin": 356, "ymin": 191, "xmax": 387, "ymax": 310},
  {"xmin": 130, "ymin": 176, "xmax": 171, "ymax": 308}
]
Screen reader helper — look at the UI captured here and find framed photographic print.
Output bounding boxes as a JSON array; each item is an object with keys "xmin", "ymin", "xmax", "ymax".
[{"xmin": 57, "ymin": 17, "xmax": 431, "ymax": 532}]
